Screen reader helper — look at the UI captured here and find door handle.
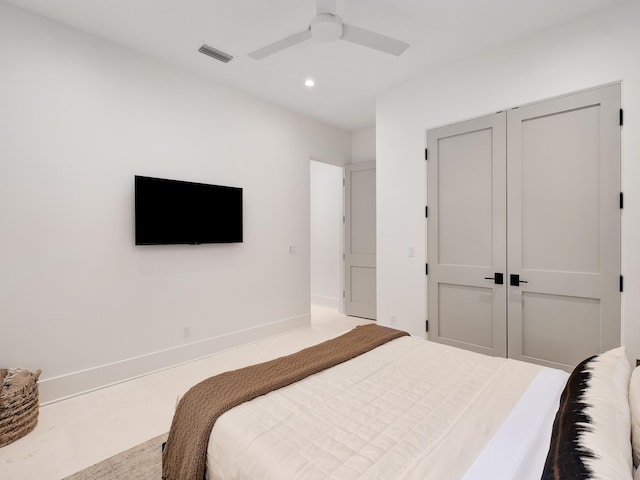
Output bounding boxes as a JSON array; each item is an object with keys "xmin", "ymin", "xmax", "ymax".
[
  {"xmin": 510, "ymin": 274, "xmax": 528, "ymax": 286},
  {"xmin": 484, "ymin": 273, "xmax": 504, "ymax": 285}
]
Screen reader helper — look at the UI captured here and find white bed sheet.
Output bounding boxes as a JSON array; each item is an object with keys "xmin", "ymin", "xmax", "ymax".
[
  {"xmin": 462, "ymin": 367, "xmax": 568, "ymax": 480},
  {"xmin": 205, "ymin": 336, "xmax": 568, "ymax": 479}
]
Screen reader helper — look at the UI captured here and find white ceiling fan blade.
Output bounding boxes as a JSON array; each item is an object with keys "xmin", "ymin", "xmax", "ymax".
[
  {"xmin": 316, "ymin": 0, "xmax": 336, "ymax": 15},
  {"xmin": 248, "ymin": 29, "xmax": 312, "ymax": 60},
  {"xmin": 341, "ymin": 24, "xmax": 409, "ymax": 56}
]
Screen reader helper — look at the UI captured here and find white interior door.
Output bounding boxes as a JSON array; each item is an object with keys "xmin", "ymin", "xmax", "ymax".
[
  {"xmin": 427, "ymin": 113, "xmax": 507, "ymax": 356},
  {"xmin": 345, "ymin": 162, "xmax": 376, "ymax": 319},
  {"xmin": 507, "ymin": 85, "xmax": 621, "ymax": 370}
]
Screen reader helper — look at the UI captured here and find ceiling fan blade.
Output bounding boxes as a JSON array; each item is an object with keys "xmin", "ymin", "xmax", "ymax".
[
  {"xmin": 341, "ymin": 23, "xmax": 409, "ymax": 56},
  {"xmin": 316, "ymin": 0, "xmax": 336, "ymax": 15},
  {"xmin": 248, "ymin": 29, "xmax": 312, "ymax": 60}
]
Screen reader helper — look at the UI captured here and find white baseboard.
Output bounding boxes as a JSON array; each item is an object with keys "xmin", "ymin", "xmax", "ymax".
[
  {"xmin": 311, "ymin": 294, "xmax": 340, "ymax": 310},
  {"xmin": 38, "ymin": 313, "xmax": 310, "ymax": 405}
]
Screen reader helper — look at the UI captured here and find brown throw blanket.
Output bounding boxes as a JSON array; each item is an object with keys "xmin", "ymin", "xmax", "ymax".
[{"xmin": 162, "ymin": 324, "xmax": 408, "ymax": 480}]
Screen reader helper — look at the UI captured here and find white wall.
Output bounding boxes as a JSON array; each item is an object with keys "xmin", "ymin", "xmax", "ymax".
[
  {"xmin": 352, "ymin": 127, "xmax": 376, "ymax": 163},
  {"xmin": 310, "ymin": 161, "xmax": 344, "ymax": 309},
  {"xmin": 376, "ymin": 1, "xmax": 640, "ymax": 362},
  {"xmin": 0, "ymin": 3, "xmax": 351, "ymax": 403}
]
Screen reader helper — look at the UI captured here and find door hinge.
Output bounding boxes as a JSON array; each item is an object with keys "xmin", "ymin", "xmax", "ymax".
[
  {"xmin": 342, "ymin": 177, "xmax": 345, "ymax": 186},
  {"xmin": 620, "ymin": 192, "xmax": 624, "ymax": 209},
  {"xmin": 425, "ymin": 320, "xmax": 429, "ymax": 332},
  {"xmin": 425, "ymin": 263, "xmax": 429, "ymax": 275},
  {"xmin": 342, "ymin": 215, "xmax": 345, "ymax": 223},
  {"xmin": 425, "ymin": 205, "xmax": 428, "ymax": 218},
  {"xmin": 425, "ymin": 148, "xmax": 428, "ymax": 160},
  {"xmin": 620, "ymin": 108, "xmax": 624, "ymax": 126},
  {"xmin": 620, "ymin": 275, "xmax": 624, "ymax": 293},
  {"xmin": 342, "ymin": 253, "xmax": 345, "ymax": 261}
]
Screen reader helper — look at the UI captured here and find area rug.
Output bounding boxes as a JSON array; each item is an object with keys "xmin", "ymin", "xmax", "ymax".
[{"xmin": 62, "ymin": 433, "xmax": 167, "ymax": 480}]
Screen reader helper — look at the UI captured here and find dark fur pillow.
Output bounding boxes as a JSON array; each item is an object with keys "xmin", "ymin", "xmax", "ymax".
[
  {"xmin": 541, "ymin": 355, "xmax": 596, "ymax": 479},
  {"xmin": 541, "ymin": 348, "xmax": 632, "ymax": 480}
]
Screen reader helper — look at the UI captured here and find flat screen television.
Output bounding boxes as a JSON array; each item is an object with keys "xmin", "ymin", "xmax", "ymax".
[{"xmin": 135, "ymin": 175, "xmax": 243, "ymax": 245}]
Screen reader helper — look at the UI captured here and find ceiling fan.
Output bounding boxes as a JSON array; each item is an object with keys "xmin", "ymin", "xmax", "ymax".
[{"xmin": 248, "ymin": 0, "xmax": 409, "ymax": 60}]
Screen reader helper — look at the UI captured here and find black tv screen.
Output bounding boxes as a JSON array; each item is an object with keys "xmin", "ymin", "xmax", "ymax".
[{"xmin": 135, "ymin": 175, "xmax": 243, "ymax": 245}]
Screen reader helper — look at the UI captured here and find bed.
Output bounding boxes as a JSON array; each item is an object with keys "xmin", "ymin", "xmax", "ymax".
[{"xmin": 162, "ymin": 324, "xmax": 638, "ymax": 480}]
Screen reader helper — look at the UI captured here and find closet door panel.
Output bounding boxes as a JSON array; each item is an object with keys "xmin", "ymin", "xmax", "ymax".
[
  {"xmin": 507, "ymin": 85, "xmax": 621, "ymax": 371},
  {"xmin": 438, "ymin": 284, "xmax": 494, "ymax": 349},
  {"xmin": 427, "ymin": 113, "xmax": 507, "ymax": 356},
  {"xmin": 521, "ymin": 292, "xmax": 600, "ymax": 367},
  {"xmin": 520, "ymin": 105, "xmax": 601, "ymax": 274},
  {"xmin": 437, "ymin": 129, "xmax": 493, "ymax": 267}
]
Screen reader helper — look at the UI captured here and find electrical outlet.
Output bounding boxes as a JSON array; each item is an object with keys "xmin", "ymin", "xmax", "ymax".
[
  {"xmin": 390, "ymin": 314, "xmax": 396, "ymax": 326},
  {"xmin": 288, "ymin": 245, "xmax": 296, "ymax": 254},
  {"xmin": 408, "ymin": 245, "xmax": 415, "ymax": 258},
  {"xmin": 183, "ymin": 325, "xmax": 191, "ymax": 339}
]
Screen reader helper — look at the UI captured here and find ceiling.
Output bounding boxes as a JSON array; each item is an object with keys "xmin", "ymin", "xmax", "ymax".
[{"xmin": 5, "ymin": 0, "xmax": 624, "ymax": 131}]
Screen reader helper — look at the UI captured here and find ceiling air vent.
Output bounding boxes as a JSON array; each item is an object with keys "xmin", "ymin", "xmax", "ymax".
[{"xmin": 198, "ymin": 44, "xmax": 234, "ymax": 63}]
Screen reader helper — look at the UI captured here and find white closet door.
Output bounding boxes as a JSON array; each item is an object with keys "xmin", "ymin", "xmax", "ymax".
[
  {"xmin": 507, "ymin": 85, "xmax": 621, "ymax": 370},
  {"xmin": 427, "ymin": 113, "xmax": 507, "ymax": 356},
  {"xmin": 345, "ymin": 162, "xmax": 376, "ymax": 320}
]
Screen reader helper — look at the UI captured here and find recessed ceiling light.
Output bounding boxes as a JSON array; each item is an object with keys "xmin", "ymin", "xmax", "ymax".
[{"xmin": 304, "ymin": 79, "xmax": 315, "ymax": 87}]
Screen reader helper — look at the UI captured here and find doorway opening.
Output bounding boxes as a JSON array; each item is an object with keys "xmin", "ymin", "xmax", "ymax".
[{"xmin": 310, "ymin": 160, "xmax": 344, "ymax": 312}]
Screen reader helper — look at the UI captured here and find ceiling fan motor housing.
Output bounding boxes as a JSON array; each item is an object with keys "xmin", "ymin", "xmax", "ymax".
[{"xmin": 310, "ymin": 13, "xmax": 343, "ymax": 42}]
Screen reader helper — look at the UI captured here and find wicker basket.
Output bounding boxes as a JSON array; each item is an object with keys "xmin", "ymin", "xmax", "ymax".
[{"xmin": 0, "ymin": 368, "xmax": 41, "ymax": 448}]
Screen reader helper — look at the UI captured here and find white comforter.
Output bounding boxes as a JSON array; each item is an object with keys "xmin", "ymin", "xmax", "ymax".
[{"xmin": 206, "ymin": 336, "xmax": 568, "ymax": 479}]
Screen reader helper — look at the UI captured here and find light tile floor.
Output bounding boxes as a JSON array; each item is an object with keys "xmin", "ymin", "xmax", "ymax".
[{"xmin": 0, "ymin": 306, "xmax": 371, "ymax": 480}]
